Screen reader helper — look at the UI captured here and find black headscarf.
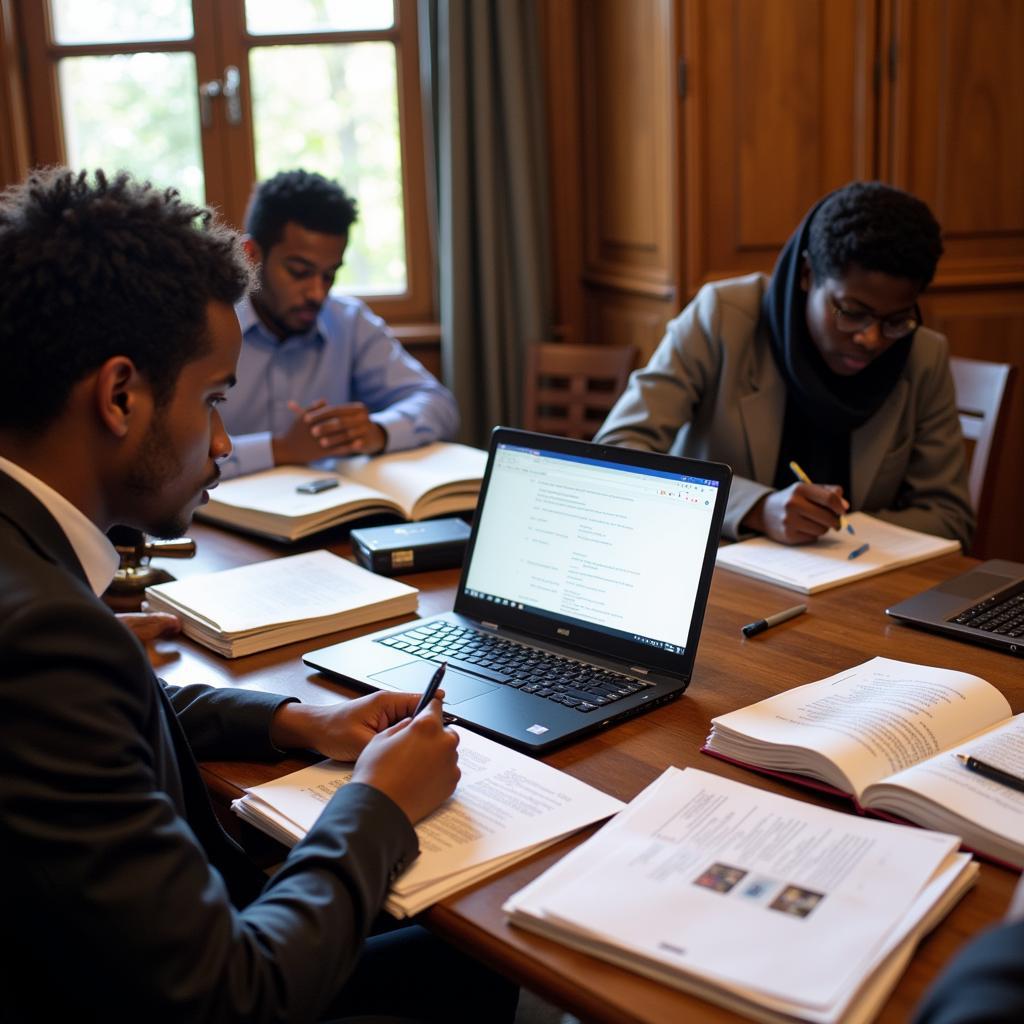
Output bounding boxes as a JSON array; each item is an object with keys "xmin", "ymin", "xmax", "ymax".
[{"xmin": 762, "ymin": 196, "xmax": 915, "ymax": 434}]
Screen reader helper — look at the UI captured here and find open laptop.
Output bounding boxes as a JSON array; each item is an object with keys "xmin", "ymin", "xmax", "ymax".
[
  {"xmin": 303, "ymin": 427, "xmax": 732, "ymax": 753},
  {"xmin": 886, "ymin": 559, "xmax": 1024, "ymax": 656}
]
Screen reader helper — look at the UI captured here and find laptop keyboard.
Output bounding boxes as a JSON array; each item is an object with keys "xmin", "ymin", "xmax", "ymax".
[
  {"xmin": 377, "ymin": 620, "xmax": 654, "ymax": 713},
  {"xmin": 950, "ymin": 588, "xmax": 1024, "ymax": 638}
]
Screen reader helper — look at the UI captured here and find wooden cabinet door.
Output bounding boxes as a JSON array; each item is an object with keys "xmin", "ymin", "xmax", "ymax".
[
  {"xmin": 885, "ymin": 0, "xmax": 1024, "ymax": 288},
  {"xmin": 682, "ymin": 0, "xmax": 878, "ymax": 294},
  {"xmin": 579, "ymin": 0, "xmax": 680, "ymax": 353}
]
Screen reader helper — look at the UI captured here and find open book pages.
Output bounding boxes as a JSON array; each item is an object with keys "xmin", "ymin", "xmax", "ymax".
[
  {"xmin": 144, "ymin": 550, "xmax": 417, "ymax": 658},
  {"xmin": 715, "ymin": 512, "xmax": 960, "ymax": 594},
  {"xmin": 197, "ymin": 442, "xmax": 488, "ymax": 541},
  {"xmin": 232, "ymin": 725, "xmax": 624, "ymax": 918},
  {"xmin": 504, "ymin": 767, "xmax": 976, "ymax": 1024},
  {"xmin": 705, "ymin": 657, "xmax": 1024, "ymax": 868}
]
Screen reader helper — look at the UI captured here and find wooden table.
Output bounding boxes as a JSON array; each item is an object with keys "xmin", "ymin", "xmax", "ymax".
[{"xmin": 151, "ymin": 522, "xmax": 1023, "ymax": 1024}]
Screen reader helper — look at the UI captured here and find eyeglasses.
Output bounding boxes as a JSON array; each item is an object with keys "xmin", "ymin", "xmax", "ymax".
[{"xmin": 829, "ymin": 297, "xmax": 920, "ymax": 341}]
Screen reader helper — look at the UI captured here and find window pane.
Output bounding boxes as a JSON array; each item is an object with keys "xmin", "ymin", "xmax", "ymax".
[
  {"xmin": 50, "ymin": 0, "xmax": 193, "ymax": 44},
  {"xmin": 59, "ymin": 54, "xmax": 204, "ymax": 204},
  {"xmin": 250, "ymin": 43, "xmax": 406, "ymax": 294},
  {"xmin": 246, "ymin": 0, "xmax": 394, "ymax": 34}
]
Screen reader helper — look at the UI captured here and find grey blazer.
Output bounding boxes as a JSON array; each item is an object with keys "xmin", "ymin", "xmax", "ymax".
[{"xmin": 595, "ymin": 274, "xmax": 974, "ymax": 545}]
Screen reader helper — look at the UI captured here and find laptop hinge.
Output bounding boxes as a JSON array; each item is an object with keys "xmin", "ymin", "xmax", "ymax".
[
  {"xmin": 629, "ymin": 666, "xmax": 650, "ymax": 675},
  {"xmin": 481, "ymin": 621, "xmax": 499, "ymax": 630}
]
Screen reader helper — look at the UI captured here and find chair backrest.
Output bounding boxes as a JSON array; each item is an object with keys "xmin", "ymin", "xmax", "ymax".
[
  {"xmin": 948, "ymin": 355, "xmax": 1014, "ymax": 512},
  {"xmin": 523, "ymin": 342, "xmax": 637, "ymax": 440}
]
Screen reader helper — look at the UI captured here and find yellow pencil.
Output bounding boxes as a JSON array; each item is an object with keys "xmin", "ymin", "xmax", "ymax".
[{"xmin": 788, "ymin": 460, "xmax": 851, "ymax": 532}]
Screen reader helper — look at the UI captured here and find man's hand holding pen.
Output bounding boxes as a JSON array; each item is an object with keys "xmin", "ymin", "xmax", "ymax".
[
  {"xmin": 270, "ymin": 663, "xmax": 459, "ymax": 826},
  {"xmin": 352, "ymin": 683, "xmax": 459, "ymax": 825}
]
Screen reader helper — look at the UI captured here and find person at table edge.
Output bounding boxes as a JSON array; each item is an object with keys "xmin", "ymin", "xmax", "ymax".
[
  {"xmin": 0, "ymin": 168, "xmax": 515, "ymax": 1023},
  {"xmin": 913, "ymin": 876, "xmax": 1024, "ymax": 1023},
  {"xmin": 220, "ymin": 168, "xmax": 459, "ymax": 478},
  {"xmin": 594, "ymin": 181, "xmax": 974, "ymax": 549}
]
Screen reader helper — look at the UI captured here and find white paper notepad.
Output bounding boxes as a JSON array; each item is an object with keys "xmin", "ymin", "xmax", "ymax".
[{"xmin": 716, "ymin": 513, "xmax": 960, "ymax": 594}]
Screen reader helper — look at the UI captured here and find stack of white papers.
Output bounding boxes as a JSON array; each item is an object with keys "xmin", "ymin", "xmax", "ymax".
[
  {"xmin": 505, "ymin": 768, "xmax": 977, "ymax": 1024},
  {"xmin": 716, "ymin": 512, "xmax": 960, "ymax": 594},
  {"xmin": 233, "ymin": 726, "xmax": 624, "ymax": 917},
  {"xmin": 145, "ymin": 550, "xmax": 418, "ymax": 657}
]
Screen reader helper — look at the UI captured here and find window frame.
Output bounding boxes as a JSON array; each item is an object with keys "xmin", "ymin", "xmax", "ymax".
[{"xmin": 15, "ymin": 0, "xmax": 435, "ymax": 324}]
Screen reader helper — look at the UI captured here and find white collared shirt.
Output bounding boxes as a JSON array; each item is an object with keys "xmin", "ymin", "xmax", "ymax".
[{"xmin": 0, "ymin": 455, "xmax": 119, "ymax": 596}]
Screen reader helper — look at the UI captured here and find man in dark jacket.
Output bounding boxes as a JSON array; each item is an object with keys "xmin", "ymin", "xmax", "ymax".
[{"xmin": 0, "ymin": 167, "xmax": 515, "ymax": 1023}]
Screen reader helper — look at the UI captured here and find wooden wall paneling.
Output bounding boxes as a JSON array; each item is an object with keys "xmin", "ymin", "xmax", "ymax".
[
  {"xmin": 888, "ymin": 0, "xmax": 1024, "ymax": 287},
  {"xmin": 578, "ymin": 0, "xmax": 678, "ymax": 347},
  {"xmin": 920, "ymin": 288, "xmax": 1024, "ymax": 561},
  {"xmin": 581, "ymin": 0, "xmax": 676, "ymax": 286},
  {"xmin": 538, "ymin": 0, "xmax": 585, "ymax": 344},
  {"xmin": 0, "ymin": 0, "xmax": 30, "ymax": 185},
  {"xmin": 682, "ymin": 0, "xmax": 877, "ymax": 294},
  {"xmin": 584, "ymin": 288, "xmax": 671, "ymax": 361}
]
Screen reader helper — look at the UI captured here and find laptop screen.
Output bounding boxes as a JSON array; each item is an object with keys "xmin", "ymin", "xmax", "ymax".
[{"xmin": 462, "ymin": 440, "xmax": 724, "ymax": 658}]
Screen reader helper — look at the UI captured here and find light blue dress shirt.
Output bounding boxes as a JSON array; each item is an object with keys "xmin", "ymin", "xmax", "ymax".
[{"xmin": 220, "ymin": 294, "xmax": 459, "ymax": 477}]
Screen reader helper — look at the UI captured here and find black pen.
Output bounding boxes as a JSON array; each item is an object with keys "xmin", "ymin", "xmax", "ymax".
[
  {"xmin": 741, "ymin": 603, "xmax": 807, "ymax": 638},
  {"xmin": 955, "ymin": 754, "xmax": 1024, "ymax": 795},
  {"xmin": 412, "ymin": 662, "xmax": 447, "ymax": 718}
]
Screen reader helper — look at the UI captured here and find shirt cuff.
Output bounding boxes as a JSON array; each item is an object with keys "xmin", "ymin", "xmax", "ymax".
[
  {"xmin": 724, "ymin": 481, "xmax": 774, "ymax": 540},
  {"xmin": 223, "ymin": 432, "xmax": 275, "ymax": 478},
  {"xmin": 372, "ymin": 410, "xmax": 415, "ymax": 453}
]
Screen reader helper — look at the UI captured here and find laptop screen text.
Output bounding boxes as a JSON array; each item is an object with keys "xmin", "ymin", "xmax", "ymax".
[{"xmin": 463, "ymin": 444, "xmax": 720, "ymax": 654}]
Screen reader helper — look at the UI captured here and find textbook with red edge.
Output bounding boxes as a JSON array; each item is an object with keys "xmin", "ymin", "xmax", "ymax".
[{"xmin": 702, "ymin": 656, "xmax": 1024, "ymax": 869}]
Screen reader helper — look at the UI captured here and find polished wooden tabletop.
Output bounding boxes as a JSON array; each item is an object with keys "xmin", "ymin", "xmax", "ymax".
[{"xmin": 150, "ymin": 522, "xmax": 1023, "ymax": 1024}]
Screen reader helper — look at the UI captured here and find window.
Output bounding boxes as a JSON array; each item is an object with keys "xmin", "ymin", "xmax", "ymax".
[{"xmin": 17, "ymin": 0, "xmax": 433, "ymax": 321}]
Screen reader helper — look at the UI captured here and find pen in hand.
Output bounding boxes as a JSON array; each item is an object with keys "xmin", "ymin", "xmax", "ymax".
[
  {"xmin": 412, "ymin": 662, "xmax": 447, "ymax": 718},
  {"xmin": 788, "ymin": 460, "xmax": 852, "ymax": 533}
]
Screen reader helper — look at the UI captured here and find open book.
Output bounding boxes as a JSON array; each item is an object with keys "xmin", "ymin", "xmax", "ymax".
[
  {"xmin": 716, "ymin": 512, "xmax": 960, "ymax": 594},
  {"xmin": 232, "ymin": 725, "xmax": 624, "ymax": 918},
  {"xmin": 505, "ymin": 768, "xmax": 976, "ymax": 1024},
  {"xmin": 145, "ymin": 550, "xmax": 417, "ymax": 657},
  {"xmin": 704, "ymin": 656, "xmax": 1024, "ymax": 868},
  {"xmin": 198, "ymin": 442, "xmax": 488, "ymax": 541}
]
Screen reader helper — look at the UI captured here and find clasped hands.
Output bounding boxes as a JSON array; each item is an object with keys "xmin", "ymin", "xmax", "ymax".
[
  {"xmin": 744, "ymin": 482, "xmax": 850, "ymax": 545},
  {"xmin": 272, "ymin": 398, "xmax": 388, "ymax": 466}
]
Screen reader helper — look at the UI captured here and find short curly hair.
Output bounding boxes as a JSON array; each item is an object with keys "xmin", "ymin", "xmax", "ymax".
[
  {"xmin": 244, "ymin": 169, "xmax": 359, "ymax": 250},
  {"xmin": 806, "ymin": 181, "xmax": 943, "ymax": 290},
  {"xmin": 0, "ymin": 168, "xmax": 251, "ymax": 434}
]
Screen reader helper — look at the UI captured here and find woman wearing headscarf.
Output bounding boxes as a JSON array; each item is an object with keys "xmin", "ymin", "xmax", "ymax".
[{"xmin": 595, "ymin": 181, "xmax": 973, "ymax": 547}]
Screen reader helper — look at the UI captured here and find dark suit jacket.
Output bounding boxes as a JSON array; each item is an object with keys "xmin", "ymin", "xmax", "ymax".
[
  {"xmin": 0, "ymin": 471, "xmax": 418, "ymax": 1023},
  {"xmin": 913, "ymin": 919, "xmax": 1024, "ymax": 1024}
]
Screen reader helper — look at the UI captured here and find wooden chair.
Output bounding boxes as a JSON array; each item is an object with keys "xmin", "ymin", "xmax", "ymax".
[
  {"xmin": 949, "ymin": 355, "xmax": 1014, "ymax": 513},
  {"xmin": 522, "ymin": 342, "xmax": 638, "ymax": 440}
]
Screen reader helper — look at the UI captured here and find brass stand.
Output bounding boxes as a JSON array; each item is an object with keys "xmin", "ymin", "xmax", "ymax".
[{"xmin": 108, "ymin": 531, "xmax": 197, "ymax": 596}]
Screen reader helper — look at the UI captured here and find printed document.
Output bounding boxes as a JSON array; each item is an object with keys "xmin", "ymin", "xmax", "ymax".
[
  {"xmin": 506, "ymin": 768, "xmax": 975, "ymax": 1023},
  {"xmin": 233, "ymin": 725, "xmax": 624, "ymax": 917}
]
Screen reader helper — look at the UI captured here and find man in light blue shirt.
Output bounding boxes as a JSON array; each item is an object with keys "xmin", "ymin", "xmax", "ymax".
[{"xmin": 221, "ymin": 169, "xmax": 459, "ymax": 478}]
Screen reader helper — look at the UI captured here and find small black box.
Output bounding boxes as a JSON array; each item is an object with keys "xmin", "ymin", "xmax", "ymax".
[{"xmin": 350, "ymin": 517, "xmax": 472, "ymax": 575}]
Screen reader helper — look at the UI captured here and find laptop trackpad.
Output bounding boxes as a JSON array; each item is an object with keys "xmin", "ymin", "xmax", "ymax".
[
  {"xmin": 937, "ymin": 571, "xmax": 1016, "ymax": 600},
  {"xmin": 370, "ymin": 662, "xmax": 496, "ymax": 705}
]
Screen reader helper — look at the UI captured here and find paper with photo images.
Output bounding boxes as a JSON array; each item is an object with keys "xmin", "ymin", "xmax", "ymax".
[{"xmin": 506, "ymin": 767, "xmax": 960, "ymax": 1011}]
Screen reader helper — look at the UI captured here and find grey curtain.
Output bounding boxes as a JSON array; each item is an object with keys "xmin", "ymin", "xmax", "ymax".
[{"xmin": 419, "ymin": 0, "xmax": 551, "ymax": 446}]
